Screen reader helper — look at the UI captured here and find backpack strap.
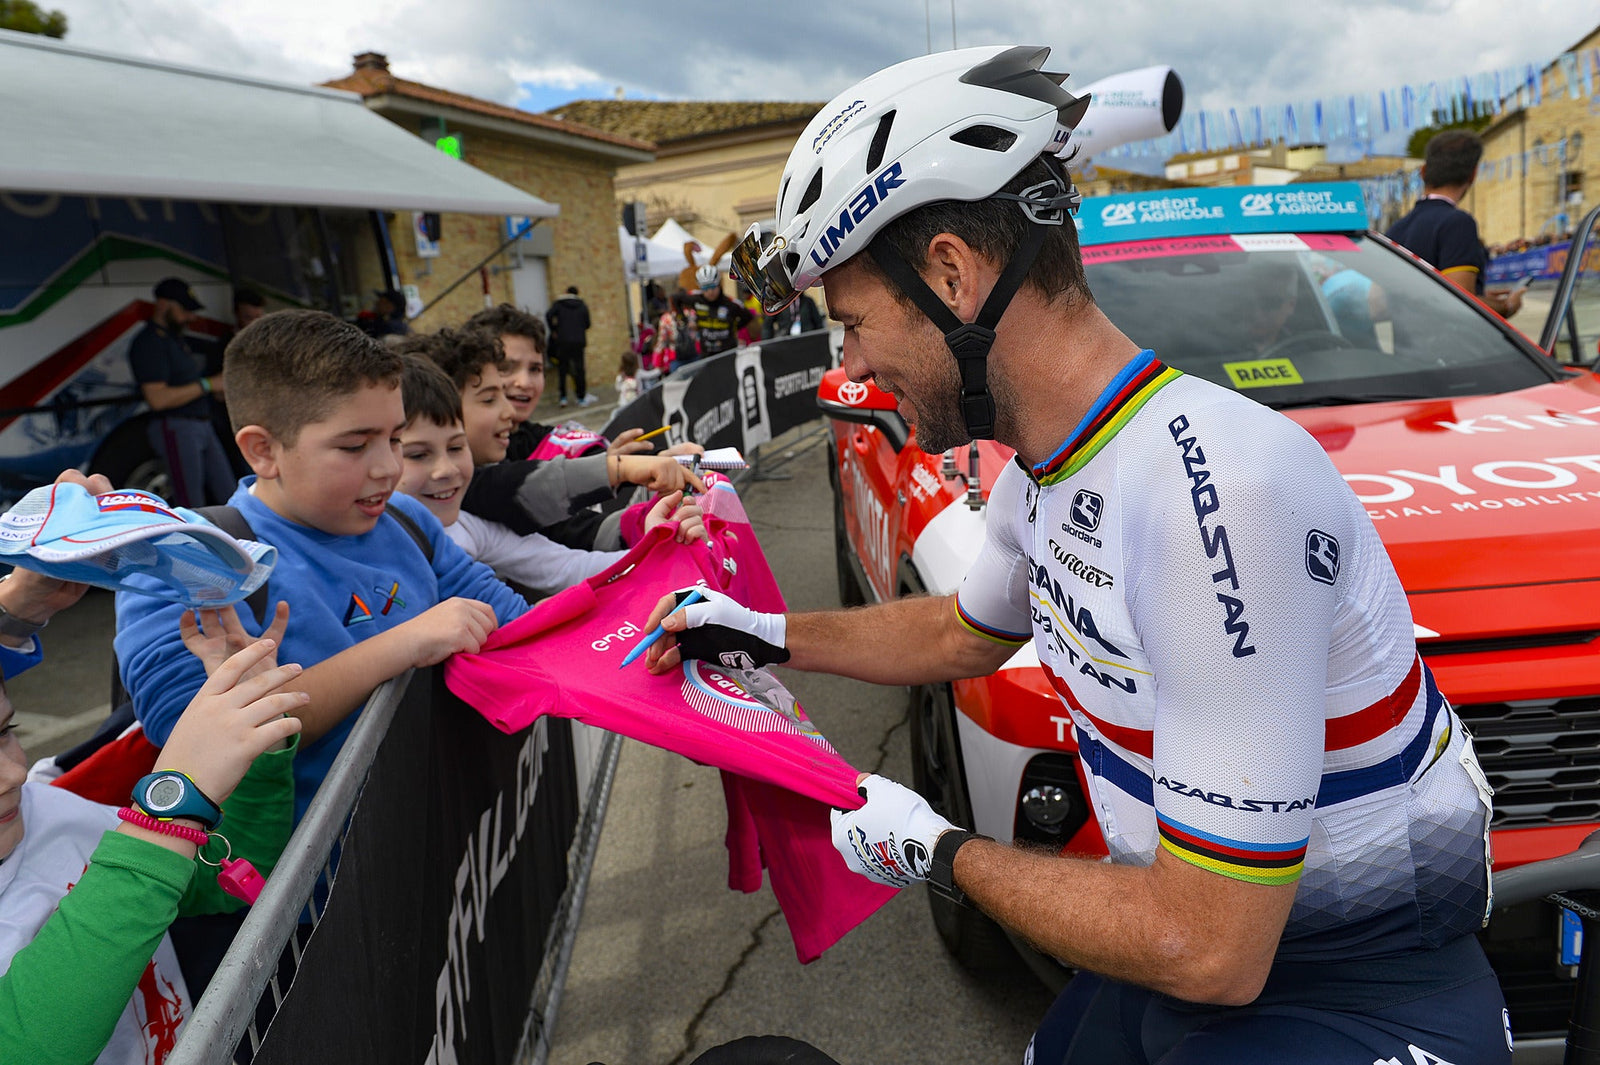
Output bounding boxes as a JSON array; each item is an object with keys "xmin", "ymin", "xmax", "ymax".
[
  {"xmin": 194, "ymin": 505, "xmax": 271, "ymax": 626},
  {"xmin": 385, "ymin": 505, "xmax": 434, "ymax": 563},
  {"xmin": 189, "ymin": 504, "xmax": 433, "ymax": 626}
]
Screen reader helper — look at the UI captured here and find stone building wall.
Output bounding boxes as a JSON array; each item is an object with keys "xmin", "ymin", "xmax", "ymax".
[
  {"xmin": 389, "ymin": 126, "xmax": 632, "ymax": 355},
  {"xmin": 1471, "ymin": 27, "xmax": 1600, "ymax": 247}
]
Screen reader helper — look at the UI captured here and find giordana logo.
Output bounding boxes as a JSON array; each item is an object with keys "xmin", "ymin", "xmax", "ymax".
[
  {"xmin": 1240, "ymin": 193, "xmax": 1275, "ymax": 217},
  {"xmin": 812, "ymin": 99, "xmax": 866, "ymax": 153},
  {"xmin": 837, "ymin": 380, "xmax": 869, "ymax": 405},
  {"xmin": 1100, "ymin": 202, "xmax": 1137, "ymax": 226},
  {"xmin": 809, "ymin": 162, "xmax": 905, "ymax": 271},
  {"xmin": 1069, "ymin": 490, "xmax": 1104, "ymax": 532},
  {"xmin": 1305, "ymin": 529, "xmax": 1340, "ymax": 585}
]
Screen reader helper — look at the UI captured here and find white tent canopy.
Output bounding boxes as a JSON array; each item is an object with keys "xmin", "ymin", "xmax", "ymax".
[
  {"xmin": 648, "ymin": 218, "xmax": 734, "ymax": 276},
  {"xmin": 0, "ymin": 30, "xmax": 558, "ymax": 218},
  {"xmin": 651, "ymin": 218, "xmax": 707, "ymax": 263},
  {"xmin": 619, "ymin": 226, "xmax": 693, "ymax": 281}
]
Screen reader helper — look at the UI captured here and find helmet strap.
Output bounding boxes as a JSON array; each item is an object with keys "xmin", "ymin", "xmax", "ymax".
[{"xmin": 867, "ymin": 219, "xmax": 1048, "ymax": 440}]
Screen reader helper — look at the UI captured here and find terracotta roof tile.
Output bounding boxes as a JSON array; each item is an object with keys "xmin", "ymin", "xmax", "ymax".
[
  {"xmin": 321, "ymin": 67, "xmax": 654, "ymax": 153},
  {"xmin": 544, "ymin": 100, "xmax": 823, "ymax": 145}
]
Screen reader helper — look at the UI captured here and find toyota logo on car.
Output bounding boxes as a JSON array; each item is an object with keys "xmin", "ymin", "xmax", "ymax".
[{"xmin": 837, "ymin": 381, "xmax": 869, "ymax": 406}]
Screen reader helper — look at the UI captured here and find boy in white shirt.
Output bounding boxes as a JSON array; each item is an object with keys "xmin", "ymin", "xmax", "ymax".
[{"xmin": 395, "ymin": 352, "xmax": 702, "ymax": 599}]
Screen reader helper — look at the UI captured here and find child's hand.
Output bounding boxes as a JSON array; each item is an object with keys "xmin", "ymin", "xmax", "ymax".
[
  {"xmin": 641, "ymin": 491, "xmax": 708, "ymax": 543},
  {"xmin": 671, "ymin": 499, "xmax": 706, "ymax": 543},
  {"xmin": 397, "ymin": 597, "xmax": 498, "ymax": 668},
  {"xmin": 606, "ymin": 428, "xmax": 653, "ymax": 457},
  {"xmin": 662, "ymin": 441, "xmax": 704, "ymax": 458},
  {"xmin": 153, "ymin": 639, "xmax": 306, "ymax": 804},
  {"xmin": 617, "ymin": 454, "xmax": 706, "ymax": 495},
  {"xmin": 181, "ymin": 602, "xmax": 290, "ymax": 678},
  {"xmin": 0, "ymin": 471, "xmax": 115, "ymax": 635}
]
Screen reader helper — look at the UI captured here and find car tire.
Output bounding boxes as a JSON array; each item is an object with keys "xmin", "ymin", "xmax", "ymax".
[
  {"xmin": 89, "ymin": 416, "xmax": 171, "ymax": 499},
  {"xmin": 827, "ymin": 442, "xmax": 867, "ymax": 607},
  {"xmin": 902, "ymin": 567, "xmax": 1017, "ymax": 972}
]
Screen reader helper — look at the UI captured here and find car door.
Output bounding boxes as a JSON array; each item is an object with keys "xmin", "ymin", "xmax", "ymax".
[
  {"xmin": 1539, "ymin": 203, "xmax": 1600, "ymax": 366},
  {"xmin": 838, "ymin": 420, "xmax": 900, "ymax": 601}
]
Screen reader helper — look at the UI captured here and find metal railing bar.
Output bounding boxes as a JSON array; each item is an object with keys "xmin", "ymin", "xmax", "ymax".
[
  {"xmin": 167, "ymin": 671, "xmax": 414, "ymax": 1065},
  {"xmin": 520, "ymin": 728, "xmax": 623, "ymax": 1065}
]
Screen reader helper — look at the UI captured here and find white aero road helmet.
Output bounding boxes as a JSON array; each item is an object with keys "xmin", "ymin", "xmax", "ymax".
[
  {"xmin": 695, "ymin": 263, "xmax": 721, "ymax": 291},
  {"xmin": 731, "ymin": 45, "xmax": 1090, "ymax": 439}
]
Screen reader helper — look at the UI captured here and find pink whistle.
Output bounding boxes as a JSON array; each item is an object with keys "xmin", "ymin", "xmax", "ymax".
[{"xmin": 218, "ymin": 857, "xmax": 266, "ymax": 905}]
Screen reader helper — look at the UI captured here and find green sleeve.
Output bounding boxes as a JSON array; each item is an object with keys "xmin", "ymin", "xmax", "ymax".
[
  {"xmin": 180, "ymin": 737, "xmax": 299, "ymax": 916},
  {"xmin": 0, "ymin": 831, "xmax": 193, "ymax": 1065}
]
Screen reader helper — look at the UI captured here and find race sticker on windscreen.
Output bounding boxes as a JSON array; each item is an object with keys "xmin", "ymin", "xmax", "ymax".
[{"xmin": 1224, "ymin": 358, "xmax": 1304, "ymax": 389}]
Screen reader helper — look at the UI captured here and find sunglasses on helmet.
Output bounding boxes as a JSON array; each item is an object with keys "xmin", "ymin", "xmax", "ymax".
[{"xmin": 731, "ymin": 224, "xmax": 803, "ymax": 316}]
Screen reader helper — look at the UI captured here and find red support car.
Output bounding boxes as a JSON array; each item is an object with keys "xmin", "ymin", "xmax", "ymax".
[{"xmin": 821, "ymin": 183, "xmax": 1600, "ymax": 1056}]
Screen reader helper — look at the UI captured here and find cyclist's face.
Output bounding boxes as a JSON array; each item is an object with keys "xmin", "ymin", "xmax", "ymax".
[{"xmin": 825, "ymin": 258, "xmax": 967, "ymax": 454}]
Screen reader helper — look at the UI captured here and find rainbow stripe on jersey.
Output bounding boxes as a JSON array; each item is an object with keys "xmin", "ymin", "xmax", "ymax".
[{"xmin": 1032, "ymin": 352, "xmax": 1181, "ymax": 487}]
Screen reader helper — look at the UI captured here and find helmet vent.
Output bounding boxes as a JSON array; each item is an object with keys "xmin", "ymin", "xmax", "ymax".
[
  {"xmin": 865, "ymin": 110, "xmax": 896, "ymax": 173},
  {"xmin": 950, "ymin": 124, "xmax": 1018, "ymax": 152},
  {"xmin": 797, "ymin": 169, "xmax": 823, "ymax": 214},
  {"xmin": 778, "ymin": 174, "xmax": 792, "ymax": 210}
]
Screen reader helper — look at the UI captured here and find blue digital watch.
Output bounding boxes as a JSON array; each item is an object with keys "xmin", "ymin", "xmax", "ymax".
[{"xmin": 131, "ymin": 771, "xmax": 222, "ymax": 831}]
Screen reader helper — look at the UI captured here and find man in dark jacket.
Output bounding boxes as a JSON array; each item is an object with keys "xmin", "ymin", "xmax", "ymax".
[
  {"xmin": 1386, "ymin": 131, "xmax": 1522, "ymax": 318},
  {"xmin": 546, "ymin": 285, "xmax": 594, "ymax": 407},
  {"xmin": 127, "ymin": 277, "xmax": 234, "ymax": 506},
  {"xmin": 764, "ymin": 292, "xmax": 826, "ymax": 338}
]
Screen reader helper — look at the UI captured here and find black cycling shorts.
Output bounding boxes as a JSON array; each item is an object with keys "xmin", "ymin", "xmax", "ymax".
[{"xmin": 1027, "ymin": 935, "xmax": 1513, "ymax": 1065}]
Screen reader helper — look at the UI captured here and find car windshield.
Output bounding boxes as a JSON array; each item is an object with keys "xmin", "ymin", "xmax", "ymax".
[{"xmin": 1082, "ymin": 233, "xmax": 1557, "ymax": 407}]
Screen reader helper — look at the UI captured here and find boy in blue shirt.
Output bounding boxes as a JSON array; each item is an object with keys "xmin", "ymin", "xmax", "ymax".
[{"xmin": 116, "ymin": 310, "xmax": 529, "ymax": 822}]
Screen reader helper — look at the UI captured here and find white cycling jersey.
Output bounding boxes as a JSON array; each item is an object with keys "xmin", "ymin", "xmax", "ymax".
[{"xmin": 956, "ymin": 351, "xmax": 1493, "ymax": 961}]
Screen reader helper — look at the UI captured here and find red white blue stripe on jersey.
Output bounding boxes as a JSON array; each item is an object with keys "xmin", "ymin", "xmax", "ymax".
[
  {"xmin": 1072, "ymin": 665, "xmax": 1446, "ymax": 815},
  {"xmin": 1047, "ymin": 656, "xmax": 1426, "ymax": 766}
]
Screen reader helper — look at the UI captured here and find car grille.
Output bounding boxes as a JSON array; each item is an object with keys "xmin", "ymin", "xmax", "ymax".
[{"xmin": 1455, "ymin": 696, "xmax": 1600, "ymax": 829}]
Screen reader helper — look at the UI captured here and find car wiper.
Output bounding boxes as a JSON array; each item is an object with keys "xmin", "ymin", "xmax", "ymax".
[{"xmin": 1270, "ymin": 393, "xmax": 1428, "ymax": 409}]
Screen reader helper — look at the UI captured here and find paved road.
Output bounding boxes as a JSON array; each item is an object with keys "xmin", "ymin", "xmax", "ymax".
[
  {"xmin": 547, "ymin": 423, "xmax": 1051, "ymax": 1065},
  {"xmin": 10, "ymin": 587, "xmax": 117, "ymax": 759},
  {"xmin": 11, "ymin": 403, "xmax": 1054, "ymax": 1065}
]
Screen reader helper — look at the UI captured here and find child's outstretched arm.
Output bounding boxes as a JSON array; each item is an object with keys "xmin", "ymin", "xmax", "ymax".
[
  {"xmin": 0, "ymin": 636, "xmax": 303, "ymax": 1064},
  {"xmin": 271, "ymin": 598, "xmax": 499, "ymax": 743}
]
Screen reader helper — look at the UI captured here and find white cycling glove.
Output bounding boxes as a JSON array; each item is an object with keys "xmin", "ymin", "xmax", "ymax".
[
  {"xmin": 829, "ymin": 774, "xmax": 956, "ymax": 889},
  {"xmin": 669, "ymin": 586, "xmax": 789, "ymax": 669}
]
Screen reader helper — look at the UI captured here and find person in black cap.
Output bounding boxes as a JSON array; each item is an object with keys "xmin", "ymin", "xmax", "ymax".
[
  {"xmin": 360, "ymin": 287, "xmax": 411, "ymax": 338},
  {"xmin": 127, "ymin": 278, "xmax": 235, "ymax": 507}
]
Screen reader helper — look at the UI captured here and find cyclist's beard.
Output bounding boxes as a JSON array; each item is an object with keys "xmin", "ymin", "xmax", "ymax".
[
  {"xmin": 908, "ymin": 349, "xmax": 969, "ymax": 455},
  {"xmin": 910, "ymin": 344, "xmax": 1024, "ymax": 454}
]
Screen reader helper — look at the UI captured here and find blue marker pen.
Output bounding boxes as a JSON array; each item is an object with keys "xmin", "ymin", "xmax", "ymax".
[{"xmin": 618, "ymin": 588, "xmax": 705, "ymax": 669}]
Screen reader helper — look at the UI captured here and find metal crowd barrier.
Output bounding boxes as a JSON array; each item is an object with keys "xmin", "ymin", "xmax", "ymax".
[
  {"xmin": 167, "ymin": 671, "xmax": 413, "ymax": 1064},
  {"xmin": 166, "ymin": 671, "xmax": 622, "ymax": 1064}
]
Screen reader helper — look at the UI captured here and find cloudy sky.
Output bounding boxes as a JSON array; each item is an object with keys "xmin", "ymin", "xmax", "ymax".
[{"xmin": 49, "ymin": 0, "xmax": 1597, "ymax": 118}]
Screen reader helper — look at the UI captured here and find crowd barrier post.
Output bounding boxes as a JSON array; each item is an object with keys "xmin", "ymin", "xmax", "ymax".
[
  {"xmin": 167, "ymin": 671, "xmax": 415, "ymax": 1064},
  {"xmin": 166, "ymin": 669, "xmax": 616, "ymax": 1064}
]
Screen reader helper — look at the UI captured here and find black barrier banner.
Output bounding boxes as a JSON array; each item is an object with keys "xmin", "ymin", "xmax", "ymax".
[
  {"xmin": 253, "ymin": 671, "xmax": 579, "ymax": 1065},
  {"xmin": 603, "ymin": 329, "xmax": 834, "ymax": 453}
]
